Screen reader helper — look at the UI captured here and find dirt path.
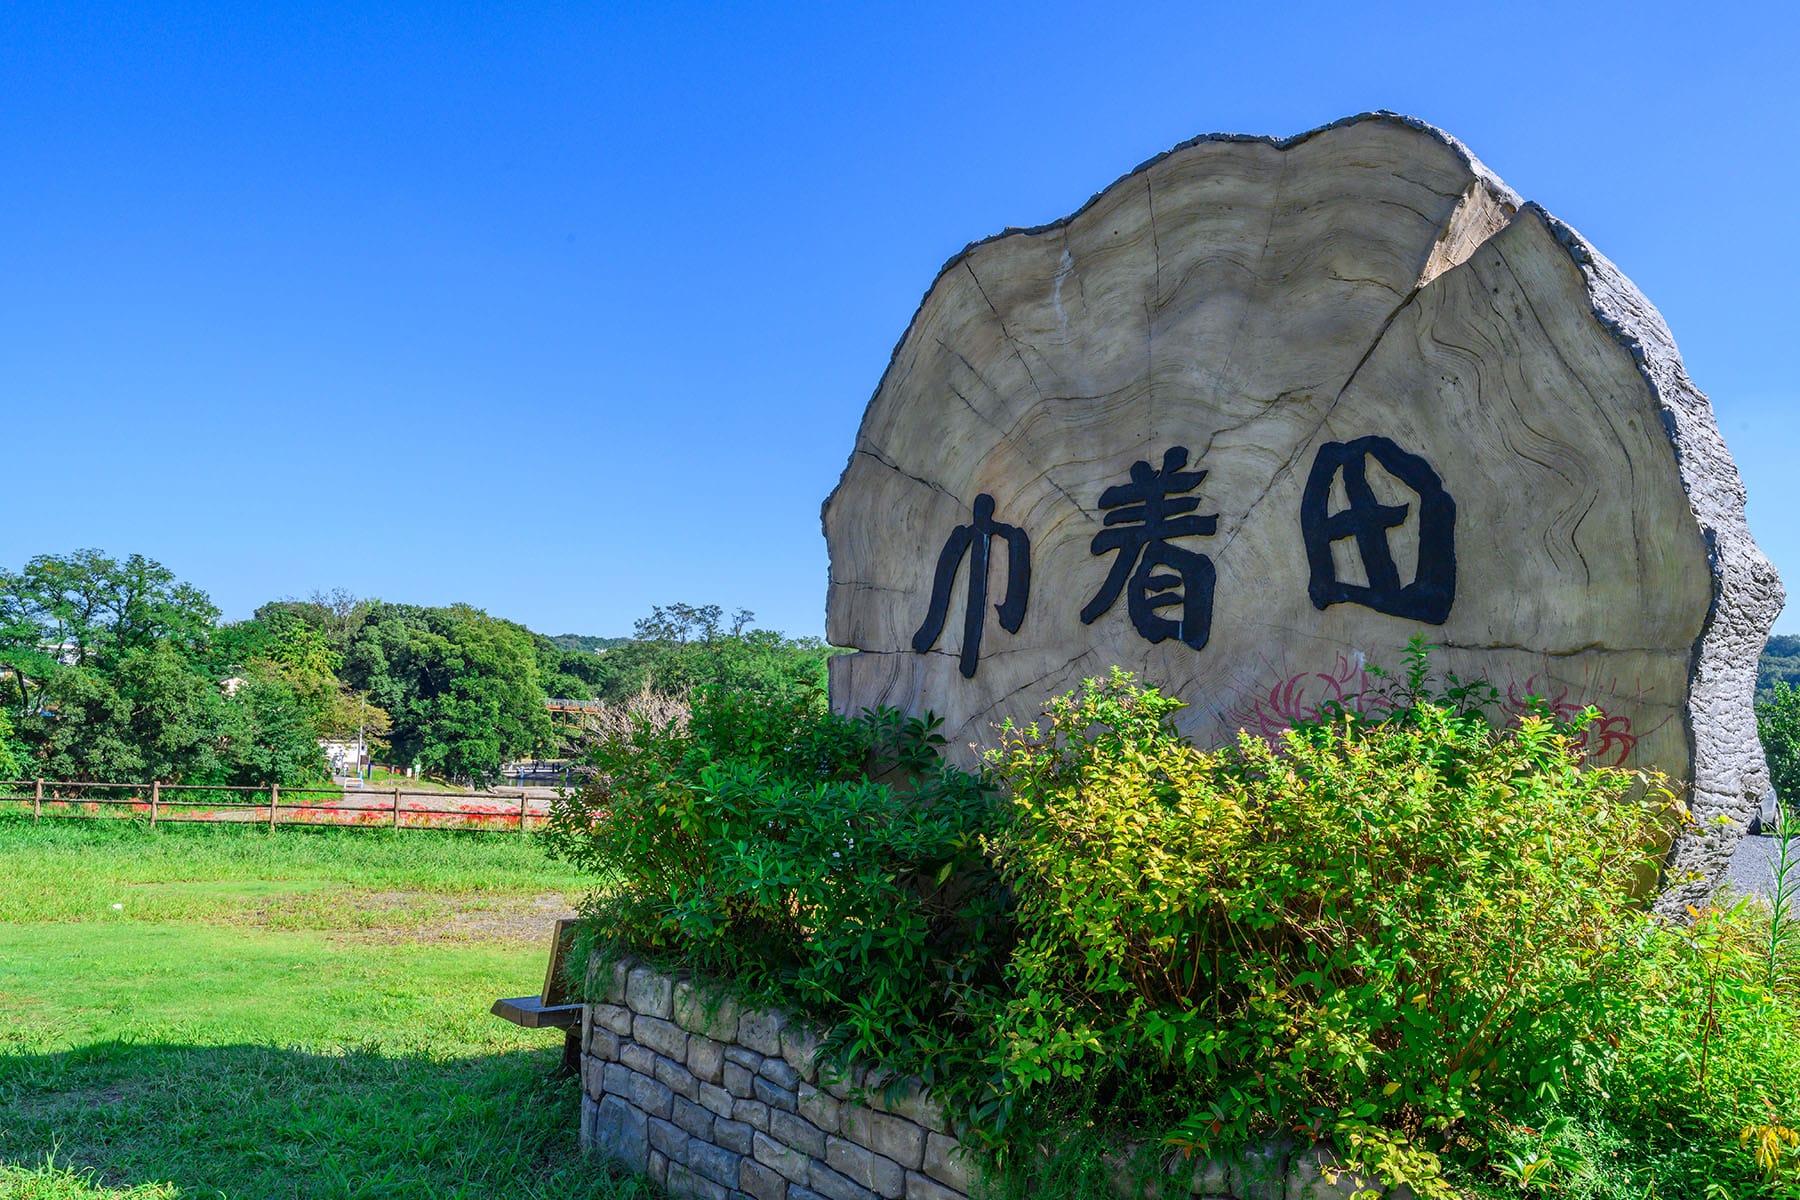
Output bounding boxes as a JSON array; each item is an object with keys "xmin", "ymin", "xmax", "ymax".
[{"xmin": 324, "ymin": 891, "xmax": 579, "ymax": 944}]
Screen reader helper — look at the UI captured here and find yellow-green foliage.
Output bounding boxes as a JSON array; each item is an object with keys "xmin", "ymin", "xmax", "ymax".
[{"xmin": 984, "ymin": 660, "xmax": 1670, "ymax": 1186}]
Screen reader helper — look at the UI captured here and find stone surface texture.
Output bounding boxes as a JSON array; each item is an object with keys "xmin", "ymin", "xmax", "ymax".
[
  {"xmin": 580, "ymin": 957, "xmax": 1400, "ymax": 1199},
  {"xmin": 821, "ymin": 111, "xmax": 1780, "ymax": 910}
]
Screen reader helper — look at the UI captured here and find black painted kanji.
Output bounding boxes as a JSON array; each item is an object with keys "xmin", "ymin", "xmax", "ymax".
[
  {"xmin": 1300, "ymin": 435, "xmax": 1455, "ymax": 624},
  {"xmin": 911, "ymin": 493, "xmax": 1031, "ymax": 678},
  {"xmin": 1081, "ymin": 446, "xmax": 1218, "ymax": 651}
]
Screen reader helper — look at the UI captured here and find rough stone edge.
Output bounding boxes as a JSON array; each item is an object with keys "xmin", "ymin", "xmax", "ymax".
[{"xmin": 1525, "ymin": 202, "xmax": 1784, "ymax": 913}]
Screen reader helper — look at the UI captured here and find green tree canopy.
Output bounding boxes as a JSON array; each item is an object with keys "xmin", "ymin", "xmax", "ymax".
[
  {"xmin": 0, "ymin": 708, "xmax": 22, "ymax": 780},
  {"xmin": 1759, "ymin": 634, "xmax": 1800, "ymax": 704},
  {"xmin": 339, "ymin": 602, "xmax": 556, "ymax": 783},
  {"xmin": 8, "ymin": 549, "xmax": 217, "ymax": 664},
  {"xmin": 1757, "ymin": 678, "xmax": 1800, "ymax": 824},
  {"xmin": 1, "ymin": 553, "xmax": 336, "ymax": 786},
  {"xmin": 2, "ymin": 550, "xmax": 219, "ymax": 718},
  {"xmin": 23, "ymin": 644, "xmax": 227, "ymax": 783},
  {"xmin": 577, "ymin": 603, "xmax": 836, "ymax": 702},
  {"xmin": 1, "ymin": 555, "xmax": 832, "ymax": 789},
  {"xmin": 214, "ymin": 669, "xmax": 333, "ymax": 787},
  {"xmin": 212, "ymin": 607, "xmax": 390, "ymax": 773}
]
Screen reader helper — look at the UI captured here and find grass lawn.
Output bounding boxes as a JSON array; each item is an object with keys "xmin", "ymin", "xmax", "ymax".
[{"xmin": 0, "ymin": 817, "xmax": 645, "ymax": 1200}]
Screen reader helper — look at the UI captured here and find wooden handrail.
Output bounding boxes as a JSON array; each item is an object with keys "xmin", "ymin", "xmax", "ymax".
[
  {"xmin": 2, "ymin": 779, "xmax": 551, "ymax": 834},
  {"xmin": 0, "ymin": 779, "xmax": 551, "ymax": 800}
]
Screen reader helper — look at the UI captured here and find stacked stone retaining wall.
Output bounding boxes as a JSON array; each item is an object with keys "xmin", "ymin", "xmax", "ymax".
[
  {"xmin": 581, "ymin": 956, "xmax": 970, "ymax": 1200},
  {"xmin": 579, "ymin": 958, "xmax": 1409, "ymax": 1200}
]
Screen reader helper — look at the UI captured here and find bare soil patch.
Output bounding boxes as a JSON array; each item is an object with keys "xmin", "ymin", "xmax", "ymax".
[{"xmin": 326, "ymin": 890, "xmax": 578, "ymax": 944}]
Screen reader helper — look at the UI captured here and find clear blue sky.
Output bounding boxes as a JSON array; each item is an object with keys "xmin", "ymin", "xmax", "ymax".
[{"xmin": 4, "ymin": 1, "xmax": 1795, "ymax": 639}]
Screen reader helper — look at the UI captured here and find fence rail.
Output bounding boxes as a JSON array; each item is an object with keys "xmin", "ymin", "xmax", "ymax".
[{"xmin": 0, "ymin": 779, "xmax": 560, "ymax": 833}]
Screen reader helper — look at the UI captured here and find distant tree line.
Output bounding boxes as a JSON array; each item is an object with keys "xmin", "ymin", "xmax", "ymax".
[
  {"xmin": 0, "ymin": 551, "xmax": 836, "ymax": 788},
  {"xmin": 546, "ymin": 633, "xmax": 633, "ymax": 656},
  {"xmin": 1758, "ymin": 634, "xmax": 1800, "ymax": 703},
  {"xmin": 8, "ymin": 548, "xmax": 1800, "ymax": 805}
]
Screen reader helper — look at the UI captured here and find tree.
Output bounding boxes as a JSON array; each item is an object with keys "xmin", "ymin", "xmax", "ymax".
[
  {"xmin": 0, "ymin": 553, "xmax": 228, "ymax": 784},
  {"xmin": 0, "ymin": 579, "xmax": 60, "ymax": 718},
  {"xmin": 1757, "ymin": 679, "xmax": 1800, "ymax": 824},
  {"xmin": 1, "ymin": 550, "xmax": 220, "ymax": 719},
  {"xmin": 215, "ymin": 668, "xmax": 330, "ymax": 786},
  {"xmin": 6, "ymin": 550, "xmax": 217, "ymax": 667},
  {"xmin": 533, "ymin": 634, "xmax": 601, "ymax": 703},
  {"xmin": 415, "ymin": 605, "xmax": 556, "ymax": 782},
  {"xmin": 592, "ymin": 604, "xmax": 838, "ymax": 703},
  {"xmin": 213, "ymin": 609, "xmax": 389, "ymax": 771},
  {"xmin": 632, "ymin": 603, "xmax": 726, "ymax": 644},
  {"xmin": 338, "ymin": 601, "xmax": 556, "ymax": 784},
  {"xmin": 5, "ymin": 549, "xmax": 121, "ymax": 666},
  {"xmin": 1760, "ymin": 635, "xmax": 1800, "ymax": 704},
  {"xmin": 22, "ymin": 644, "xmax": 226, "ymax": 783},
  {"xmin": 548, "ymin": 633, "xmax": 631, "ymax": 654},
  {"xmin": 252, "ymin": 589, "xmax": 370, "ymax": 659},
  {"xmin": 0, "ymin": 707, "xmax": 22, "ymax": 780},
  {"xmin": 212, "ymin": 609, "xmax": 339, "ymax": 680}
]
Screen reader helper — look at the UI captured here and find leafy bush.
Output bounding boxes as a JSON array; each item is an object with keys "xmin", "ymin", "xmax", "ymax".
[
  {"xmin": 542, "ymin": 683, "xmax": 1009, "ymax": 1070},
  {"xmin": 979, "ymin": 653, "xmax": 1672, "ymax": 1192},
  {"xmin": 548, "ymin": 649, "xmax": 1800, "ymax": 1198},
  {"xmin": 1461, "ymin": 893, "xmax": 1800, "ymax": 1200},
  {"xmin": 1560, "ymin": 900, "xmax": 1800, "ymax": 1198}
]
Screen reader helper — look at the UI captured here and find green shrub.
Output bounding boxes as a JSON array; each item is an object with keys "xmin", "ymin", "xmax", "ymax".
[
  {"xmin": 1464, "ymin": 894, "xmax": 1800, "ymax": 1200},
  {"xmin": 981, "ymin": 655, "xmax": 1671, "ymax": 1192},
  {"xmin": 542, "ymin": 683, "xmax": 1009, "ymax": 1071},
  {"xmin": 547, "ymin": 653, "xmax": 1800, "ymax": 1198}
]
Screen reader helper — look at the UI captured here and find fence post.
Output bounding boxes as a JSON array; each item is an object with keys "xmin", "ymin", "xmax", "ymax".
[
  {"xmin": 269, "ymin": 783, "xmax": 279, "ymax": 831},
  {"xmin": 34, "ymin": 778, "xmax": 42, "ymax": 822},
  {"xmin": 151, "ymin": 780, "xmax": 159, "ymax": 828},
  {"xmin": 393, "ymin": 787, "xmax": 401, "ymax": 830},
  {"xmin": 518, "ymin": 791, "xmax": 528, "ymax": 835}
]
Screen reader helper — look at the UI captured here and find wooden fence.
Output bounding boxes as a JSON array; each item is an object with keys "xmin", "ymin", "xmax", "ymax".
[{"xmin": 0, "ymin": 779, "xmax": 559, "ymax": 832}]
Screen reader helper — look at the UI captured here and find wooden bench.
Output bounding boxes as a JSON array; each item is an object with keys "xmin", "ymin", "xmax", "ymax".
[{"xmin": 491, "ymin": 917, "xmax": 584, "ymax": 1074}]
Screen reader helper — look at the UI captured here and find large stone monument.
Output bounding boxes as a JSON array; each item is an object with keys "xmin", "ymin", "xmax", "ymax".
[{"xmin": 822, "ymin": 112, "xmax": 1781, "ymax": 911}]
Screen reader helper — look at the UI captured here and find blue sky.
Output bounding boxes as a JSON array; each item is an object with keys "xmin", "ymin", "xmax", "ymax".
[{"xmin": 4, "ymin": 1, "xmax": 1795, "ymax": 638}]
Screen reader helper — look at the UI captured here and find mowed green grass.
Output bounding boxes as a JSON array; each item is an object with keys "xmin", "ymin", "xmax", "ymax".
[
  {"xmin": 0, "ymin": 816, "xmax": 583, "ymax": 926},
  {"xmin": 0, "ymin": 817, "xmax": 645, "ymax": 1200}
]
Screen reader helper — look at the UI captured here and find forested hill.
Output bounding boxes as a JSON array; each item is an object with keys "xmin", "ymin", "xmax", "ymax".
[
  {"xmin": 0, "ymin": 552, "xmax": 835, "ymax": 789},
  {"xmin": 1760, "ymin": 634, "xmax": 1800, "ymax": 702},
  {"xmin": 548, "ymin": 634, "xmax": 633, "ymax": 655}
]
